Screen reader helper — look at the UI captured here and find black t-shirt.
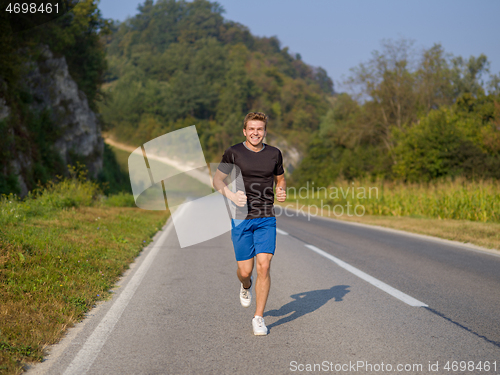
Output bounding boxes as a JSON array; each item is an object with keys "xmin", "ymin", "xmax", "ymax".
[{"xmin": 218, "ymin": 142, "xmax": 284, "ymax": 219}]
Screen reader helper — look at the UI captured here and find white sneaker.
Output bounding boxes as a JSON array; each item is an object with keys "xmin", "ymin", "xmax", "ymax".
[
  {"xmin": 252, "ymin": 316, "xmax": 268, "ymax": 336},
  {"xmin": 239, "ymin": 276, "xmax": 252, "ymax": 307}
]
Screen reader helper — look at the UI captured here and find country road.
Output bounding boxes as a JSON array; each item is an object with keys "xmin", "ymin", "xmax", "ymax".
[
  {"xmin": 27, "ymin": 209, "xmax": 500, "ymax": 375},
  {"xmin": 104, "ymin": 136, "xmax": 213, "ymax": 188}
]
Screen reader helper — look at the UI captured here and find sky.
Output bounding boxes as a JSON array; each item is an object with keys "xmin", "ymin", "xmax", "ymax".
[{"xmin": 98, "ymin": 0, "xmax": 500, "ymax": 91}]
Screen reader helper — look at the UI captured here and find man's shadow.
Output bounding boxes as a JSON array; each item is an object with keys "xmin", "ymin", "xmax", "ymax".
[{"xmin": 264, "ymin": 285, "xmax": 350, "ymax": 331}]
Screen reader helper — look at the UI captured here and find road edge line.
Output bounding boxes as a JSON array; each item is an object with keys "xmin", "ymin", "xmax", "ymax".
[{"xmin": 62, "ymin": 220, "xmax": 175, "ymax": 375}]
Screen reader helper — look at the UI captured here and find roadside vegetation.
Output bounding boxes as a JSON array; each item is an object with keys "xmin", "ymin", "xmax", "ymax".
[
  {"xmin": 278, "ymin": 177, "xmax": 500, "ymax": 250},
  {"xmin": 0, "ymin": 167, "xmax": 168, "ymax": 374},
  {"xmin": 325, "ymin": 214, "xmax": 500, "ymax": 252},
  {"xmin": 286, "ymin": 178, "xmax": 500, "ymax": 223}
]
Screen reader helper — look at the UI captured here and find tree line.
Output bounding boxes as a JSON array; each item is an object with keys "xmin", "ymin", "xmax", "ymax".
[{"xmin": 294, "ymin": 40, "xmax": 500, "ymax": 185}]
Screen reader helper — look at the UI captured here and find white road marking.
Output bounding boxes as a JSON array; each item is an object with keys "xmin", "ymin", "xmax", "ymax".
[
  {"xmin": 276, "ymin": 228, "xmax": 288, "ymax": 235},
  {"xmin": 304, "ymin": 244, "xmax": 428, "ymax": 307},
  {"xmin": 63, "ymin": 221, "xmax": 175, "ymax": 375}
]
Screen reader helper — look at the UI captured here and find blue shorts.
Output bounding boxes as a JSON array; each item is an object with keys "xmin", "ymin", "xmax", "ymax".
[{"xmin": 231, "ymin": 217, "xmax": 277, "ymax": 261}]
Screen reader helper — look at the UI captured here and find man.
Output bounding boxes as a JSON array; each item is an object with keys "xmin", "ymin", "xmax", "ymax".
[{"xmin": 213, "ymin": 112, "xmax": 286, "ymax": 336}]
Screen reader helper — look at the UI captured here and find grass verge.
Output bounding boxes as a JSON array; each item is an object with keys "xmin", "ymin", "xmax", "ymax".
[{"xmin": 0, "ymin": 171, "xmax": 169, "ymax": 374}]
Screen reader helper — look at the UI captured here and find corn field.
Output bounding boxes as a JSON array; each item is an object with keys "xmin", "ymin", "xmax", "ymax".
[{"xmin": 287, "ymin": 178, "xmax": 500, "ymax": 223}]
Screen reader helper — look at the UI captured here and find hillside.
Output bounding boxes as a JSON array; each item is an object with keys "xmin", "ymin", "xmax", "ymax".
[{"xmin": 100, "ymin": 0, "xmax": 334, "ymax": 166}]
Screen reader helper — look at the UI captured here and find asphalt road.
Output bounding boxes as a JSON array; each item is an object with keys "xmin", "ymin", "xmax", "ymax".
[{"xmin": 28, "ymin": 210, "xmax": 500, "ymax": 375}]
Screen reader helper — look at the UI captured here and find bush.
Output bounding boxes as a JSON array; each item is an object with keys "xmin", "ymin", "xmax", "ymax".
[
  {"xmin": 392, "ymin": 108, "xmax": 495, "ymax": 181},
  {"xmin": 104, "ymin": 192, "xmax": 136, "ymax": 207},
  {"xmin": 0, "ymin": 164, "xmax": 102, "ymax": 225}
]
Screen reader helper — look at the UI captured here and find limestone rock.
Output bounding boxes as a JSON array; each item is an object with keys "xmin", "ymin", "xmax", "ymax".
[
  {"xmin": 2, "ymin": 45, "xmax": 104, "ymax": 196},
  {"xmin": 24, "ymin": 45, "xmax": 103, "ymax": 178}
]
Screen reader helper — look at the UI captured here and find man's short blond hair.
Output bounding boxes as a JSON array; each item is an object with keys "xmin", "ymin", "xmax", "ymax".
[{"xmin": 244, "ymin": 112, "xmax": 268, "ymax": 130}]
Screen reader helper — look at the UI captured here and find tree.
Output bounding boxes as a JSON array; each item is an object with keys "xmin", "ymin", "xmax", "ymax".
[
  {"xmin": 415, "ymin": 43, "xmax": 454, "ymax": 112},
  {"xmin": 393, "ymin": 97, "xmax": 500, "ymax": 182},
  {"xmin": 450, "ymin": 54, "xmax": 490, "ymax": 98},
  {"xmin": 345, "ymin": 39, "xmax": 419, "ymax": 152},
  {"xmin": 487, "ymin": 73, "xmax": 500, "ymax": 96}
]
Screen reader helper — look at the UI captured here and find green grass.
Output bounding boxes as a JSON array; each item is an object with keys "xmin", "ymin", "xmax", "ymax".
[
  {"xmin": 104, "ymin": 191, "xmax": 136, "ymax": 207},
  {"xmin": 285, "ymin": 177, "xmax": 500, "ymax": 223},
  {"xmin": 0, "ymin": 170, "xmax": 169, "ymax": 374}
]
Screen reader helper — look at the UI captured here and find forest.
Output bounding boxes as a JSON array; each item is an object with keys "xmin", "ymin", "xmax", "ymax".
[
  {"xmin": 295, "ymin": 40, "xmax": 500, "ymax": 185},
  {"xmin": 100, "ymin": 0, "xmax": 332, "ymax": 164},
  {"xmin": 1, "ymin": 0, "xmax": 499, "ymax": 195},
  {"xmin": 101, "ymin": 0, "xmax": 500, "ymax": 186}
]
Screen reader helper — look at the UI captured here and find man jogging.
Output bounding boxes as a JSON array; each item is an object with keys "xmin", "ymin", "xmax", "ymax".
[{"xmin": 213, "ymin": 112, "xmax": 286, "ymax": 336}]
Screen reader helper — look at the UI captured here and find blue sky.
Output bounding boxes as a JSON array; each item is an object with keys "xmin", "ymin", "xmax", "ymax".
[{"xmin": 98, "ymin": 0, "xmax": 500, "ymax": 91}]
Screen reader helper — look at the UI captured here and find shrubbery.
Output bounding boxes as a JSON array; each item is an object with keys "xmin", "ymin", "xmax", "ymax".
[{"xmin": 0, "ymin": 163, "xmax": 136, "ymax": 226}]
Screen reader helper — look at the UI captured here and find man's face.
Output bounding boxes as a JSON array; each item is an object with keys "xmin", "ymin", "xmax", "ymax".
[{"xmin": 243, "ymin": 120, "xmax": 266, "ymax": 147}]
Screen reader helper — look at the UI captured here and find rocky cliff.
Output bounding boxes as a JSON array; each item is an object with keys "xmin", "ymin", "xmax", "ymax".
[{"xmin": 1, "ymin": 45, "xmax": 104, "ymax": 196}]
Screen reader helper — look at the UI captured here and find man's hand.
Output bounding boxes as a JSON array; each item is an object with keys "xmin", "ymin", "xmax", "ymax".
[
  {"xmin": 213, "ymin": 169, "xmax": 247, "ymax": 207},
  {"xmin": 276, "ymin": 187, "xmax": 286, "ymax": 202},
  {"xmin": 232, "ymin": 190, "xmax": 247, "ymax": 207}
]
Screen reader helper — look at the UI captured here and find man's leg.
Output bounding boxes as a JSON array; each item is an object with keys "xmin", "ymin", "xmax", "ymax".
[
  {"xmin": 236, "ymin": 258, "xmax": 254, "ymax": 289},
  {"xmin": 254, "ymin": 252, "xmax": 273, "ymax": 317},
  {"xmin": 232, "ymin": 219, "xmax": 255, "ymax": 289}
]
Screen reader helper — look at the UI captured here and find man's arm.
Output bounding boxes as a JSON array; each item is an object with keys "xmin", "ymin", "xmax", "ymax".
[
  {"xmin": 274, "ymin": 173, "xmax": 286, "ymax": 202},
  {"xmin": 213, "ymin": 169, "xmax": 247, "ymax": 207}
]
